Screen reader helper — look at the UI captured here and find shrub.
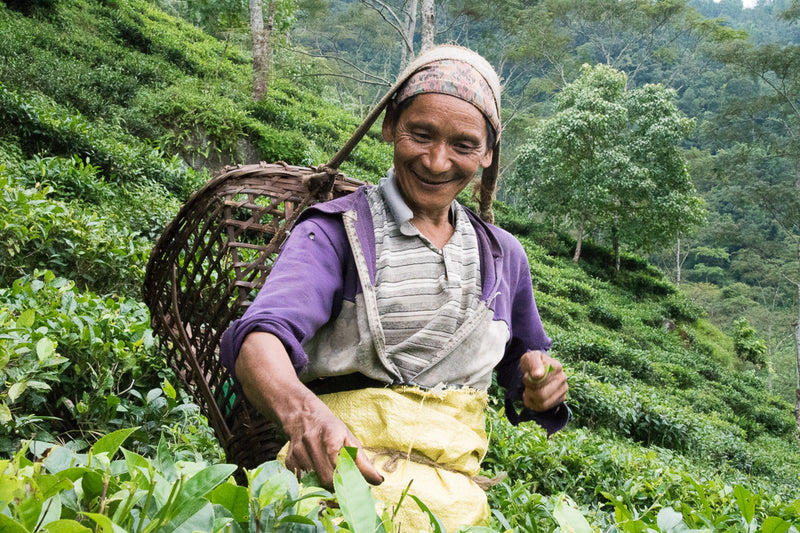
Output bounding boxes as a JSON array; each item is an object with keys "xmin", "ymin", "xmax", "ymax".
[
  {"xmin": 588, "ymin": 302, "xmax": 623, "ymax": 330},
  {"xmin": 0, "ymin": 271, "xmax": 160, "ymax": 449},
  {"xmin": 0, "ymin": 83, "xmax": 201, "ymax": 196},
  {"xmin": 662, "ymin": 292, "xmax": 706, "ymax": 323},
  {"xmin": 0, "ymin": 170, "xmax": 150, "ymax": 295},
  {"xmin": 13, "ymin": 154, "xmax": 109, "ymax": 204},
  {"xmin": 733, "ymin": 316, "xmax": 767, "ymax": 367}
]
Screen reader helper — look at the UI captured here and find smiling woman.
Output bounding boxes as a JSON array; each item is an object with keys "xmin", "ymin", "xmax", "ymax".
[{"xmin": 222, "ymin": 44, "xmax": 569, "ymax": 530}]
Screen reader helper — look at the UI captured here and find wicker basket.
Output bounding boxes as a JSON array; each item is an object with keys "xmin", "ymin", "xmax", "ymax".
[{"xmin": 143, "ymin": 162, "xmax": 363, "ymax": 469}]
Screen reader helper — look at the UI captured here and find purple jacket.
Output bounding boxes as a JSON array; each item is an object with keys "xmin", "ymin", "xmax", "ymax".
[{"xmin": 220, "ymin": 186, "xmax": 568, "ymax": 435}]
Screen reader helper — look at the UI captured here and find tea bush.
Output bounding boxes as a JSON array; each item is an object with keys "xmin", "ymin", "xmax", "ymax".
[
  {"xmin": 0, "ymin": 271, "xmax": 159, "ymax": 449},
  {"xmin": 0, "ymin": 84, "xmax": 201, "ymax": 196},
  {"xmin": 0, "ymin": 169, "xmax": 150, "ymax": 295}
]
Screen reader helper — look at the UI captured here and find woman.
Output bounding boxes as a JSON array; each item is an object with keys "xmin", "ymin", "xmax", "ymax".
[{"xmin": 221, "ymin": 45, "xmax": 569, "ymax": 530}]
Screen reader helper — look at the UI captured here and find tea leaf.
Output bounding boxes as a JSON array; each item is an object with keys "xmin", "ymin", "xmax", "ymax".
[
  {"xmin": 18, "ymin": 309, "xmax": 35, "ymax": 328},
  {"xmin": 36, "ymin": 337, "xmax": 55, "ymax": 361},
  {"xmin": 91, "ymin": 427, "xmax": 138, "ymax": 457},
  {"xmin": 333, "ymin": 447, "xmax": 381, "ymax": 533}
]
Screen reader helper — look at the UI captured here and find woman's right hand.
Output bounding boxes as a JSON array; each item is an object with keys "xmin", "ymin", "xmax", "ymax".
[{"xmin": 237, "ymin": 332, "xmax": 383, "ymax": 489}]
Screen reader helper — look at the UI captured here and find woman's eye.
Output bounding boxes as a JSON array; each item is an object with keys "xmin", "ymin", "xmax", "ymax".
[
  {"xmin": 455, "ymin": 143, "xmax": 477, "ymax": 153},
  {"xmin": 411, "ymin": 131, "xmax": 431, "ymax": 141}
]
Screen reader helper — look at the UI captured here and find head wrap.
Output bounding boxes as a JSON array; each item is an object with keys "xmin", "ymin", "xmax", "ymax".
[{"xmin": 395, "ymin": 60, "xmax": 500, "ymax": 136}]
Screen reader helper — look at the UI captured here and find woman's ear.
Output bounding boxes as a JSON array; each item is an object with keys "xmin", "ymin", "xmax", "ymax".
[
  {"xmin": 479, "ymin": 147, "xmax": 494, "ymax": 169},
  {"xmin": 382, "ymin": 101, "xmax": 397, "ymax": 142}
]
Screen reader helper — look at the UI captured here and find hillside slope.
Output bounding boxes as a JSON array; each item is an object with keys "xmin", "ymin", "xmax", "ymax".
[{"xmin": 0, "ymin": 0, "xmax": 798, "ymax": 530}]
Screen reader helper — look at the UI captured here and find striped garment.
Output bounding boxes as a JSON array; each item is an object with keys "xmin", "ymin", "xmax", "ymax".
[{"xmin": 367, "ymin": 177, "xmax": 483, "ymax": 382}]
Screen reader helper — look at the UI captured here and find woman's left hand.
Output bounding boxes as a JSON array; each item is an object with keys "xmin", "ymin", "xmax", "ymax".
[{"xmin": 520, "ymin": 350, "xmax": 568, "ymax": 412}]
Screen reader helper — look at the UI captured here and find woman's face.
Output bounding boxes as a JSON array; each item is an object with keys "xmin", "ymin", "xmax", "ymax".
[{"xmin": 382, "ymin": 93, "xmax": 494, "ymax": 220}]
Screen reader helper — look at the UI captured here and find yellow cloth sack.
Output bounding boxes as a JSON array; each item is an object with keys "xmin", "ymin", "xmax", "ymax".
[{"xmin": 280, "ymin": 386, "xmax": 491, "ymax": 531}]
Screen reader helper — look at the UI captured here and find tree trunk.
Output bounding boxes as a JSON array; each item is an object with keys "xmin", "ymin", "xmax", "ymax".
[
  {"xmin": 250, "ymin": 0, "xmax": 277, "ymax": 101},
  {"xmin": 399, "ymin": 0, "xmax": 418, "ymax": 70},
  {"xmin": 767, "ymin": 323, "xmax": 774, "ymax": 393},
  {"xmin": 794, "ymin": 270, "xmax": 800, "ymax": 432},
  {"xmin": 676, "ymin": 237, "xmax": 681, "ymax": 286},
  {"xmin": 573, "ymin": 215, "xmax": 585, "ymax": 262},
  {"xmin": 420, "ymin": 0, "xmax": 435, "ymax": 52}
]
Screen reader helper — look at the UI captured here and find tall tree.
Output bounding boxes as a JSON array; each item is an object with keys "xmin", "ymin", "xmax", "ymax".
[
  {"xmin": 711, "ymin": 31, "xmax": 800, "ymax": 428},
  {"xmin": 509, "ymin": 63, "xmax": 704, "ymax": 264}
]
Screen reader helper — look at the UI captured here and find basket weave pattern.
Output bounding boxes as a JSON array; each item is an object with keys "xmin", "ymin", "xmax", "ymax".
[{"xmin": 144, "ymin": 162, "xmax": 362, "ymax": 469}]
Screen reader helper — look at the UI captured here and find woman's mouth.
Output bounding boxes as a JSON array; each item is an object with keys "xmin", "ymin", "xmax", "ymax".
[{"xmin": 412, "ymin": 170, "xmax": 460, "ymax": 186}]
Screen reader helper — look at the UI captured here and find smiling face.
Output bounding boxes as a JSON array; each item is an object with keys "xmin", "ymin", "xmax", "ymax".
[{"xmin": 382, "ymin": 93, "xmax": 494, "ymax": 223}]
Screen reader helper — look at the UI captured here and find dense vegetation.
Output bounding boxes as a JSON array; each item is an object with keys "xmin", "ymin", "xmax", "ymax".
[{"xmin": 1, "ymin": 0, "xmax": 799, "ymax": 531}]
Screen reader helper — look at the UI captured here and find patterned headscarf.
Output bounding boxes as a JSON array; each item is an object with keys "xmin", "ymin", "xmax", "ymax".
[{"xmin": 395, "ymin": 59, "xmax": 500, "ymax": 136}]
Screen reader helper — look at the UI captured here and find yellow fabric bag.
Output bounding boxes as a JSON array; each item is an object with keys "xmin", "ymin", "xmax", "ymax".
[{"xmin": 280, "ymin": 386, "xmax": 491, "ymax": 531}]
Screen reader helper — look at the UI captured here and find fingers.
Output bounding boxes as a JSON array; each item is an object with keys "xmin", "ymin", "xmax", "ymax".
[
  {"xmin": 521, "ymin": 350, "xmax": 568, "ymax": 412},
  {"xmin": 523, "ymin": 371, "xmax": 568, "ymax": 411},
  {"xmin": 285, "ymin": 420, "xmax": 383, "ymax": 489},
  {"xmin": 521, "ymin": 350, "xmax": 549, "ymax": 381},
  {"xmin": 345, "ymin": 435, "xmax": 385, "ymax": 486}
]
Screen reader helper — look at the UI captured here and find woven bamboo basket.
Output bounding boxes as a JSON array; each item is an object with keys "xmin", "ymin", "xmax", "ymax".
[{"xmin": 143, "ymin": 162, "xmax": 363, "ymax": 469}]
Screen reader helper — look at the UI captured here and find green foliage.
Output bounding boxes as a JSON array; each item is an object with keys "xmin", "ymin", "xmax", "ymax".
[
  {"xmin": 0, "ymin": 441, "xmax": 521, "ymax": 532},
  {"xmin": 733, "ymin": 316, "xmax": 768, "ymax": 367},
  {"xmin": 509, "ymin": 63, "xmax": 705, "ymax": 259},
  {"xmin": 483, "ymin": 412, "xmax": 800, "ymax": 532},
  {"xmin": 0, "ymin": 271, "xmax": 157, "ymax": 448},
  {"xmin": 0, "ymin": 169, "xmax": 150, "ymax": 295},
  {"xmin": 0, "ymin": 83, "xmax": 201, "ymax": 196}
]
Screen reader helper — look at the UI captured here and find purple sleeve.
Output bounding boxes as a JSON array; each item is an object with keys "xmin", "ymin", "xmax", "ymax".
[
  {"xmin": 494, "ymin": 235, "xmax": 569, "ymax": 436},
  {"xmin": 219, "ymin": 215, "xmax": 350, "ymax": 377}
]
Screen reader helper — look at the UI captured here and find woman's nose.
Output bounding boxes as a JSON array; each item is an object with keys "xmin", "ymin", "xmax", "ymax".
[{"xmin": 422, "ymin": 143, "xmax": 453, "ymax": 174}]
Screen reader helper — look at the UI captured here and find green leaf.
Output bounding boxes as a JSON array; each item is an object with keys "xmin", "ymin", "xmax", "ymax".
[
  {"xmin": 163, "ymin": 379, "xmax": 176, "ymax": 400},
  {"xmin": 278, "ymin": 514, "xmax": 317, "ymax": 525},
  {"xmin": 17, "ymin": 490, "xmax": 43, "ymax": 531},
  {"xmin": 408, "ymin": 494, "xmax": 446, "ymax": 533},
  {"xmin": 156, "ymin": 434, "xmax": 176, "ymax": 481},
  {"xmin": 734, "ymin": 485, "xmax": 756, "ymax": 526},
  {"xmin": 332, "ymin": 447, "xmax": 381, "ymax": 533},
  {"xmin": 42, "ymin": 520, "xmax": 93, "ymax": 533},
  {"xmin": 0, "ymin": 402, "xmax": 12, "ymax": 424},
  {"xmin": 38, "ymin": 493, "xmax": 63, "ymax": 527},
  {"xmin": 177, "ymin": 464, "xmax": 237, "ymax": 504},
  {"xmin": 36, "ymin": 337, "xmax": 55, "ymax": 361},
  {"xmin": 90, "ymin": 427, "xmax": 138, "ymax": 457},
  {"xmin": 0, "ymin": 514, "xmax": 30, "ymax": 533},
  {"xmin": 8, "ymin": 381, "xmax": 26, "ymax": 403},
  {"xmin": 209, "ymin": 482, "xmax": 250, "ymax": 523},
  {"xmin": 760, "ymin": 517, "xmax": 791, "ymax": 533},
  {"xmin": 657, "ymin": 507, "xmax": 686, "ymax": 531},
  {"xmin": 256, "ymin": 466, "xmax": 298, "ymax": 508},
  {"xmin": 553, "ymin": 496, "xmax": 593, "ymax": 533},
  {"xmin": 18, "ymin": 309, "xmax": 35, "ymax": 328},
  {"xmin": 82, "ymin": 512, "xmax": 127, "ymax": 533},
  {"xmin": 159, "ymin": 499, "xmax": 215, "ymax": 533}
]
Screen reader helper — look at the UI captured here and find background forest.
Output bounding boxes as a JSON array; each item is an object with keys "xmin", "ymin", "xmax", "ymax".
[{"xmin": 1, "ymin": 0, "xmax": 800, "ymax": 531}]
